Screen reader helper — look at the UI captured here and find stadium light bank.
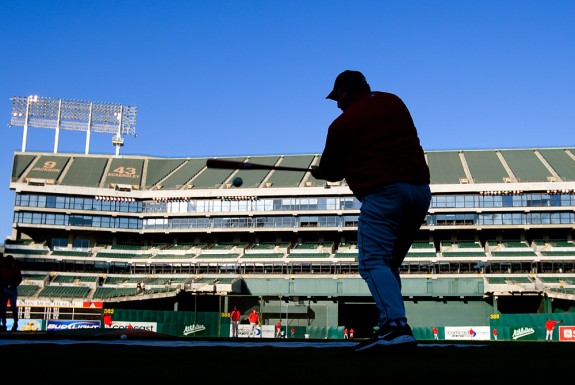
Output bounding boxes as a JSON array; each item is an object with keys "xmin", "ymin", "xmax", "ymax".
[{"xmin": 9, "ymin": 95, "xmax": 137, "ymax": 156}]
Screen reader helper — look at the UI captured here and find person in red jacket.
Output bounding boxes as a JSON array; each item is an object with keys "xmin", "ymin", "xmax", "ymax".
[
  {"xmin": 230, "ymin": 306, "xmax": 241, "ymax": 338},
  {"xmin": 432, "ymin": 327, "xmax": 439, "ymax": 340},
  {"xmin": 0, "ymin": 254, "xmax": 23, "ymax": 332},
  {"xmin": 312, "ymin": 70, "xmax": 430, "ymax": 352},
  {"xmin": 102, "ymin": 312, "xmax": 113, "ymax": 328},
  {"xmin": 545, "ymin": 318, "xmax": 563, "ymax": 341},
  {"xmin": 248, "ymin": 308, "xmax": 260, "ymax": 338},
  {"xmin": 275, "ymin": 319, "xmax": 282, "ymax": 338}
]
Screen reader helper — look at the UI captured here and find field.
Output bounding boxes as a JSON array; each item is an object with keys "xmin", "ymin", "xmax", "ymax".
[{"xmin": 1, "ymin": 329, "xmax": 573, "ymax": 383}]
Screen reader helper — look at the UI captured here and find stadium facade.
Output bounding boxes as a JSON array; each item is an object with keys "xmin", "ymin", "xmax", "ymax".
[{"xmin": 5, "ymin": 148, "xmax": 575, "ymax": 339}]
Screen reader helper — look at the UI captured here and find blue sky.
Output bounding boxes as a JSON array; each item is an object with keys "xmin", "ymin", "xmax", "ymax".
[{"xmin": 1, "ymin": 1, "xmax": 574, "ymax": 241}]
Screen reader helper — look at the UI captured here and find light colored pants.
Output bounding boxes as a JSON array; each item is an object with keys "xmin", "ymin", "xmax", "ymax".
[
  {"xmin": 358, "ymin": 183, "xmax": 431, "ymax": 328},
  {"xmin": 249, "ymin": 322, "xmax": 258, "ymax": 337}
]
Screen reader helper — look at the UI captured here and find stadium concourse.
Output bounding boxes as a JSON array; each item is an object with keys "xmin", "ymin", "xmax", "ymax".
[{"xmin": 3, "ymin": 147, "xmax": 575, "ymax": 341}]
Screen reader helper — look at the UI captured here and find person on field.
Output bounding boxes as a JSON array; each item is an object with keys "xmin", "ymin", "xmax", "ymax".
[
  {"xmin": 230, "ymin": 306, "xmax": 241, "ymax": 338},
  {"xmin": 102, "ymin": 312, "xmax": 113, "ymax": 328},
  {"xmin": 248, "ymin": 308, "xmax": 260, "ymax": 338},
  {"xmin": 0, "ymin": 254, "xmax": 23, "ymax": 332},
  {"xmin": 275, "ymin": 319, "xmax": 282, "ymax": 338},
  {"xmin": 312, "ymin": 70, "xmax": 430, "ymax": 351},
  {"xmin": 432, "ymin": 326, "xmax": 439, "ymax": 340},
  {"xmin": 545, "ymin": 318, "xmax": 563, "ymax": 341}
]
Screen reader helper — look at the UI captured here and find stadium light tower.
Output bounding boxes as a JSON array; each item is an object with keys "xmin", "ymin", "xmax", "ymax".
[{"xmin": 9, "ymin": 95, "xmax": 137, "ymax": 156}]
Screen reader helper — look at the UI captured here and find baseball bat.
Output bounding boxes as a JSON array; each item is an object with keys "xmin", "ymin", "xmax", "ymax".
[{"xmin": 206, "ymin": 158, "xmax": 312, "ymax": 172}]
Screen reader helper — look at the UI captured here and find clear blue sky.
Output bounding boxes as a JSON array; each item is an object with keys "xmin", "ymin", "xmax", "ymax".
[{"xmin": 1, "ymin": 1, "xmax": 574, "ymax": 241}]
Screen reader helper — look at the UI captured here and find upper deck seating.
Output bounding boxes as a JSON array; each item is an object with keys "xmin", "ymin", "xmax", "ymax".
[
  {"xmin": 60, "ymin": 156, "xmax": 107, "ymax": 187},
  {"xmin": 18, "ymin": 284, "xmax": 41, "ymax": 296},
  {"xmin": 38, "ymin": 285, "xmax": 91, "ymax": 299}
]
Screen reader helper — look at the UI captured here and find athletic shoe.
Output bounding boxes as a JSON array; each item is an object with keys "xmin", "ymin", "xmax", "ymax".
[{"xmin": 354, "ymin": 323, "xmax": 417, "ymax": 352}]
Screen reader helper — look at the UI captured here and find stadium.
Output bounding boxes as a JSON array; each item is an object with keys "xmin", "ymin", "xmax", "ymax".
[{"xmin": 3, "ymin": 96, "xmax": 575, "ymax": 342}]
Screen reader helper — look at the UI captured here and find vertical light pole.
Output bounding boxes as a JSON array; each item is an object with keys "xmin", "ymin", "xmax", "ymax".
[
  {"xmin": 85, "ymin": 102, "xmax": 93, "ymax": 154},
  {"xmin": 54, "ymin": 99, "xmax": 62, "ymax": 153},
  {"xmin": 21, "ymin": 95, "xmax": 38, "ymax": 152},
  {"xmin": 113, "ymin": 106, "xmax": 124, "ymax": 156}
]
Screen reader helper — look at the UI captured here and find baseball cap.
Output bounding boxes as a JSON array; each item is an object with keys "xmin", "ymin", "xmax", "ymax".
[{"xmin": 326, "ymin": 70, "xmax": 369, "ymax": 100}]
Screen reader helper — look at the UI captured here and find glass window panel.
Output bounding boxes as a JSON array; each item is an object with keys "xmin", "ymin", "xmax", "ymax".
[
  {"xmin": 36, "ymin": 194, "xmax": 46, "ymax": 207},
  {"xmin": 100, "ymin": 200, "xmax": 112, "ymax": 211},
  {"xmin": 71, "ymin": 197, "xmax": 84, "ymax": 210},
  {"xmin": 280, "ymin": 199, "xmax": 296, "ymax": 210},
  {"xmin": 22, "ymin": 212, "xmax": 33, "ymax": 223},
  {"xmin": 188, "ymin": 200, "xmax": 199, "ymax": 213},
  {"xmin": 55, "ymin": 196, "xmax": 66, "ymax": 209},
  {"xmin": 502, "ymin": 196, "xmax": 513, "ymax": 207},
  {"xmin": 212, "ymin": 199, "xmax": 224, "ymax": 212},
  {"xmin": 99, "ymin": 216, "xmax": 113, "ymax": 228},
  {"xmin": 254, "ymin": 199, "xmax": 273, "ymax": 211},
  {"xmin": 46, "ymin": 195, "xmax": 57, "ymax": 208},
  {"xmin": 512, "ymin": 195, "xmax": 525, "ymax": 207},
  {"xmin": 455, "ymin": 196, "xmax": 465, "ymax": 208},
  {"xmin": 130, "ymin": 218, "xmax": 141, "ymax": 229},
  {"xmin": 464, "ymin": 195, "xmax": 477, "ymax": 208},
  {"xmin": 51, "ymin": 238, "xmax": 67, "ymax": 248},
  {"xmin": 343, "ymin": 215, "xmax": 358, "ymax": 227},
  {"xmin": 31, "ymin": 212, "xmax": 43, "ymax": 224},
  {"xmin": 118, "ymin": 217, "xmax": 129, "ymax": 228},
  {"xmin": 238, "ymin": 200, "xmax": 249, "ymax": 211},
  {"xmin": 45, "ymin": 213, "xmax": 56, "ymax": 225},
  {"xmin": 72, "ymin": 239, "xmax": 90, "ymax": 248}
]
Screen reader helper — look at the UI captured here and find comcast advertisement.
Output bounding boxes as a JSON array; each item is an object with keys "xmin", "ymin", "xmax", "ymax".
[{"xmin": 444, "ymin": 326, "xmax": 490, "ymax": 340}]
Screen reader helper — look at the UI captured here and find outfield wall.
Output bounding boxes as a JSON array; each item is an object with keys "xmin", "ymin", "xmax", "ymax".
[
  {"xmin": 8, "ymin": 311, "xmax": 575, "ymax": 341},
  {"xmin": 101, "ymin": 308, "xmax": 575, "ymax": 341}
]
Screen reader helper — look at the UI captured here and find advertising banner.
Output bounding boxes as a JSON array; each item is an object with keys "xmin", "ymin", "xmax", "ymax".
[
  {"xmin": 106, "ymin": 321, "xmax": 157, "ymax": 332},
  {"xmin": 46, "ymin": 320, "xmax": 100, "ymax": 330},
  {"xmin": 4, "ymin": 319, "xmax": 42, "ymax": 331},
  {"xmin": 559, "ymin": 326, "xmax": 575, "ymax": 342},
  {"xmin": 233, "ymin": 324, "xmax": 275, "ymax": 338},
  {"xmin": 444, "ymin": 326, "xmax": 490, "ymax": 340}
]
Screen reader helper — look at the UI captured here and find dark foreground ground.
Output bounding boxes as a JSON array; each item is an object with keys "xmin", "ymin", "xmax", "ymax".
[{"xmin": 1, "ymin": 329, "xmax": 572, "ymax": 384}]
